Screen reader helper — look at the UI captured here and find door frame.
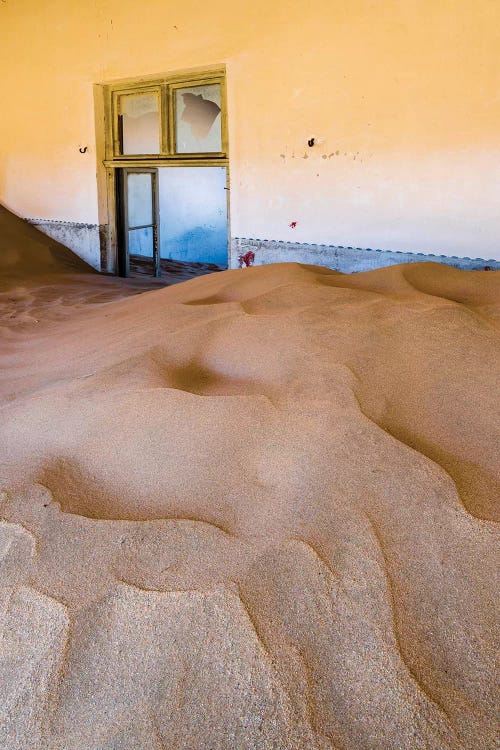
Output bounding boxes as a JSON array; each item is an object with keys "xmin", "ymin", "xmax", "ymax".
[{"xmin": 117, "ymin": 167, "xmax": 160, "ymax": 278}]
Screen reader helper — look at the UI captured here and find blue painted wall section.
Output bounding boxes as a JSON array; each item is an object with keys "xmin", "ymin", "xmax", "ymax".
[{"xmin": 159, "ymin": 167, "xmax": 227, "ymax": 266}]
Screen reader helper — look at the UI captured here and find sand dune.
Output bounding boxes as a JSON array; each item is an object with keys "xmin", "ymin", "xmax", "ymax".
[
  {"xmin": 0, "ymin": 215, "xmax": 498, "ymax": 748},
  {"xmin": 0, "ymin": 205, "xmax": 172, "ymax": 330},
  {"xmin": 0, "ymin": 205, "xmax": 95, "ymax": 284}
]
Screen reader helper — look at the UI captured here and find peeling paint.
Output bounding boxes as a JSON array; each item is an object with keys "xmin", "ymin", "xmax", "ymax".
[{"xmin": 26, "ymin": 219, "xmax": 103, "ymax": 269}]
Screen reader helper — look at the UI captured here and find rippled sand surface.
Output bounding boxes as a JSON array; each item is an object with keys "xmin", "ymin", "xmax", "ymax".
[{"xmin": 0, "ymin": 206, "xmax": 498, "ymax": 749}]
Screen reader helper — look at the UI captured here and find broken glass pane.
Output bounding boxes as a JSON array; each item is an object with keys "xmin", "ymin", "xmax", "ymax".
[
  {"xmin": 120, "ymin": 93, "xmax": 160, "ymax": 155},
  {"xmin": 175, "ymin": 83, "xmax": 222, "ymax": 153}
]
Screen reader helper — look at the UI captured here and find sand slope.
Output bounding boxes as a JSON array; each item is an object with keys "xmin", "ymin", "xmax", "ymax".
[
  {"xmin": 0, "ymin": 205, "xmax": 95, "ymax": 284},
  {"xmin": 0, "ymin": 205, "xmax": 171, "ymax": 327},
  {"xmin": 0, "ymin": 247, "xmax": 498, "ymax": 748}
]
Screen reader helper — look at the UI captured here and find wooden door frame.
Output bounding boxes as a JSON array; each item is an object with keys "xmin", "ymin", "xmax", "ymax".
[{"xmin": 117, "ymin": 167, "xmax": 160, "ymax": 278}]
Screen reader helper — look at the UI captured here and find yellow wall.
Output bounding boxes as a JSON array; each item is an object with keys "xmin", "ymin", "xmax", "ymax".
[{"xmin": 1, "ymin": 0, "xmax": 499, "ymax": 258}]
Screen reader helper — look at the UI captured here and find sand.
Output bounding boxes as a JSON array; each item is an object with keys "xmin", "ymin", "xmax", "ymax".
[{"xmin": 0, "ymin": 207, "xmax": 498, "ymax": 749}]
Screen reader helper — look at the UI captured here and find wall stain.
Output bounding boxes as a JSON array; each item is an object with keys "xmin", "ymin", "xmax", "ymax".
[{"xmin": 278, "ymin": 149, "xmax": 369, "ymax": 164}]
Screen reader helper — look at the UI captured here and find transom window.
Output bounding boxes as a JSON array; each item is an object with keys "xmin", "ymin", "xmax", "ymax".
[{"xmin": 108, "ymin": 71, "xmax": 227, "ymax": 159}]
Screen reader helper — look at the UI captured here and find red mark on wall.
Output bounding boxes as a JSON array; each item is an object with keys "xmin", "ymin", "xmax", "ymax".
[
  {"xmin": 238, "ymin": 251, "xmax": 255, "ymax": 268},
  {"xmin": 289, "ymin": 221, "xmax": 297, "ymax": 229}
]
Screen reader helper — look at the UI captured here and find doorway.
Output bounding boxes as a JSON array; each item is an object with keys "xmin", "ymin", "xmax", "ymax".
[
  {"xmin": 117, "ymin": 168, "xmax": 159, "ymax": 278},
  {"xmin": 117, "ymin": 165, "xmax": 228, "ymax": 280}
]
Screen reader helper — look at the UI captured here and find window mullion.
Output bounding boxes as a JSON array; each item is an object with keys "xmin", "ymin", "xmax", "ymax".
[
  {"xmin": 167, "ymin": 85, "xmax": 175, "ymax": 155},
  {"xmin": 160, "ymin": 85, "xmax": 168, "ymax": 155}
]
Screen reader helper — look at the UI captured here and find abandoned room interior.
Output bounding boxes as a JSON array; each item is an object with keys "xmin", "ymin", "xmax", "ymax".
[{"xmin": 0, "ymin": 1, "xmax": 498, "ymax": 749}]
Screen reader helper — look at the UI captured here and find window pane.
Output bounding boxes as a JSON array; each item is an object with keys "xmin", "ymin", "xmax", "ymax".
[
  {"xmin": 129, "ymin": 227, "xmax": 153, "ymax": 257},
  {"xmin": 127, "ymin": 173, "xmax": 153, "ymax": 228},
  {"xmin": 175, "ymin": 83, "xmax": 222, "ymax": 154},
  {"xmin": 120, "ymin": 93, "xmax": 160, "ymax": 155}
]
